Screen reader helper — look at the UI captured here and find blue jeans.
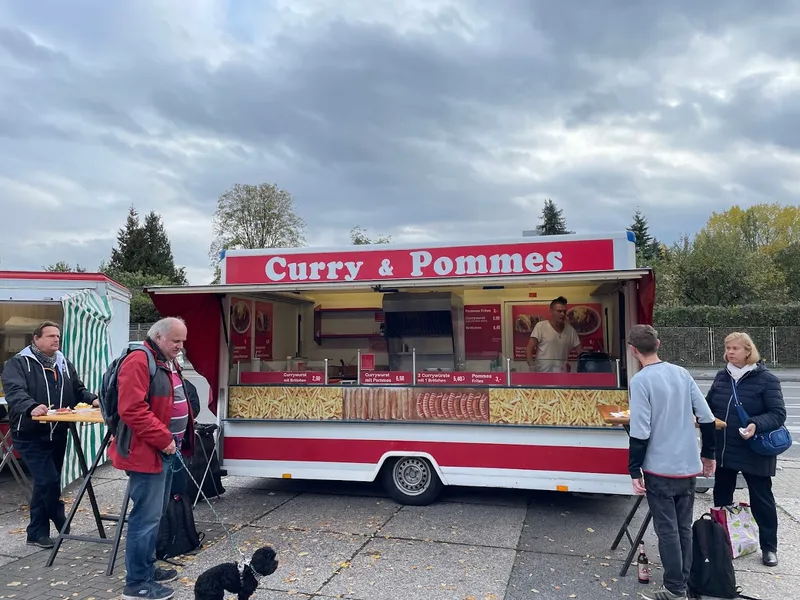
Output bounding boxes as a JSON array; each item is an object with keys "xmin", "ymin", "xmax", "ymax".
[
  {"xmin": 13, "ymin": 436, "xmax": 68, "ymax": 540},
  {"xmin": 125, "ymin": 455, "xmax": 175, "ymax": 586}
]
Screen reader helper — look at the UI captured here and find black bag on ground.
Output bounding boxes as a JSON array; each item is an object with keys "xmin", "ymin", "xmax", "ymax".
[
  {"xmin": 156, "ymin": 493, "xmax": 204, "ymax": 561},
  {"xmin": 687, "ymin": 513, "xmax": 757, "ymax": 599},
  {"xmin": 186, "ymin": 423, "xmax": 226, "ymax": 501}
]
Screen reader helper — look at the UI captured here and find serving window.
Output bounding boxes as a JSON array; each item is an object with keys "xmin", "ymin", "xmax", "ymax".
[{"xmin": 0, "ymin": 302, "xmax": 62, "ymax": 396}]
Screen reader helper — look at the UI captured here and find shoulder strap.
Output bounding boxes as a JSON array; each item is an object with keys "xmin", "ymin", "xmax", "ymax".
[{"xmin": 730, "ymin": 377, "xmax": 751, "ymax": 425}]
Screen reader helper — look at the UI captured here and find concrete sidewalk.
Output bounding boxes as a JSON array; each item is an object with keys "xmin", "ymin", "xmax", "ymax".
[{"xmin": 2, "ymin": 462, "xmax": 800, "ymax": 599}]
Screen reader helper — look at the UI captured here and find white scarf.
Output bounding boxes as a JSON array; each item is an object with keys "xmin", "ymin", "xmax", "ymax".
[{"xmin": 727, "ymin": 362, "xmax": 756, "ymax": 382}]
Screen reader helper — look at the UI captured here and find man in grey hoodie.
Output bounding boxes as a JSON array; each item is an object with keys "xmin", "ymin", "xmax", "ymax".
[
  {"xmin": 0, "ymin": 321, "xmax": 97, "ymax": 548},
  {"xmin": 627, "ymin": 325, "xmax": 717, "ymax": 600}
]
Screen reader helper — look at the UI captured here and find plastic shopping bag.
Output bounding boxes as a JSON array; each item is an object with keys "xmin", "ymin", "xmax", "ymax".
[{"xmin": 710, "ymin": 503, "xmax": 759, "ymax": 559}]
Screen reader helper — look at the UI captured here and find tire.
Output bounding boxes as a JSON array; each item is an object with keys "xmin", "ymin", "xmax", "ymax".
[{"xmin": 381, "ymin": 456, "xmax": 443, "ymax": 506}]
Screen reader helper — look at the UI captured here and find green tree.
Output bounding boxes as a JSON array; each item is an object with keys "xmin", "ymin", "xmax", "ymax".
[
  {"xmin": 629, "ymin": 210, "xmax": 661, "ymax": 265},
  {"xmin": 350, "ymin": 226, "xmax": 391, "ymax": 245},
  {"xmin": 674, "ymin": 231, "xmax": 787, "ymax": 306},
  {"xmin": 44, "ymin": 261, "xmax": 87, "ymax": 272},
  {"xmin": 703, "ymin": 203, "xmax": 800, "ymax": 254},
  {"xmin": 102, "ymin": 269, "xmax": 174, "ymax": 323},
  {"xmin": 536, "ymin": 199, "xmax": 573, "ymax": 235},
  {"xmin": 141, "ymin": 211, "xmax": 187, "ymax": 284},
  {"xmin": 108, "ymin": 206, "xmax": 149, "ymax": 274},
  {"xmin": 774, "ymin": 242, "xmax": 800, "ymax": 298}
]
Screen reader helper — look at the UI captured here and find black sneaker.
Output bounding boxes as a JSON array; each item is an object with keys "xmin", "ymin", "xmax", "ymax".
[
  {"xmin": 26, "ymin": 536, "xmax": 55, "ymax": 548},
  {"xmin": 155, "ymin": 567, "xmax": 178, "ymax": 582},
  {"xmin": 122, "ymin": 582, "xmax": 174, "ymax": 600}
]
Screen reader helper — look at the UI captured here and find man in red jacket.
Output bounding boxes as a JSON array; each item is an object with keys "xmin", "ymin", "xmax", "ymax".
[{"xmin": 109, "ymin": 317, "xmax": 194, "ymax": 600}]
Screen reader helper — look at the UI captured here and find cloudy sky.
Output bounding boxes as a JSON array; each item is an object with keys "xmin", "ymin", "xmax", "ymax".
[{"xmin": 1, "ymin": 1, "xmax": 799, "ymax": 284}]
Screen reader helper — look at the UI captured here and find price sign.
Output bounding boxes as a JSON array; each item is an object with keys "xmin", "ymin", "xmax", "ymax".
[
  {"xmin": 464, "ymin": 305, "xmax": 503, "ymax": 359},
  {"xmin": 360, "ymin": 371, "xmax": 412, "ymax": 385},
  {"xmin": 240, "ymin": 371, "xmax": 325, "ymax": 384},
  {"xmin": 416, "ymin": 372, "xmax": 506, "ymax": 385}
]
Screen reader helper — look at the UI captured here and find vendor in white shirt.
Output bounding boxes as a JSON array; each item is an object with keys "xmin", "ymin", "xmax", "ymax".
[{"xmin": 525, "ymin": 296, "xmax": 582, "ymax": 373}]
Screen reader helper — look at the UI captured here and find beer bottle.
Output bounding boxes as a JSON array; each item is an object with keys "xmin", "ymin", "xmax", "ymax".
[{"xmin": 637, "ymin": 541, "xmax": 650, "ymax": 584}]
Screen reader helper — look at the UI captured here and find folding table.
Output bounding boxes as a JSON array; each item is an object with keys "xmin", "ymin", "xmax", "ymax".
[
  {"xmin": 33, "ymin": 410, "xmax": 128, "ymax": 575},
  {"xmin": 0, "ymin": 397, "xmax": 32, "ymax": 501},
  {"xmin": 596, "ymin": 404, "xmax": 726, "ymax": 577}
]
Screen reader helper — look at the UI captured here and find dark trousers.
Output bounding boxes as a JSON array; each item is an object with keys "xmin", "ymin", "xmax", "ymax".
[
  {"xmin": 713, "ymin": 466, "xmax": 778, "ymax": 552},
  {"xmin": 13, "ymin": 435, "xmax": 68, "ymax": 541},
  {"xmin": 644, "ymin": 473, "xmax": 696, "ymax": 595}
]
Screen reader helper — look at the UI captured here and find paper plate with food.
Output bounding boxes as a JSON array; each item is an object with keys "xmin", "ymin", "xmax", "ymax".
[
  {"xmin": 567, "ymin": 305, "xmax": 601, "ymax": 336},
  {"xmin": 74, "ymin": 402, "xmax": 96, "ymax": 413},
  {"xmin": 610, "ymin": 409, "xmax": 630, "ymax": 418}
]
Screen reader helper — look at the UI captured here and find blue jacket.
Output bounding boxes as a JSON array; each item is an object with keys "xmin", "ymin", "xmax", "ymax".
[{"xmin": 705, "ymin": 362, "xmax": 786, "ymax": 477}]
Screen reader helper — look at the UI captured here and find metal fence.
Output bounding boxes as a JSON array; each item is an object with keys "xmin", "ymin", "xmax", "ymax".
[
  {"xmin": 129, "ymin": 324, "xmax": 800, "ymax": 367},
  {"xmin": 657, "ymin": 326, "xmax": 800, "ymax": 367}
]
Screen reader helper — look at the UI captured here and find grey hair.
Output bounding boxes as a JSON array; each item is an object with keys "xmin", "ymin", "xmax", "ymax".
[{"xmin": 147, "ymin": 317, "xmax": 186, "ymax": 340}]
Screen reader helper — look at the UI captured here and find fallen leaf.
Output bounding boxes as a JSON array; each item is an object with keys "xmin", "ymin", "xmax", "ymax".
[
  {"xmin": 7, "ymin": 583, "xmax": 21, "ymax": 588},
  {"xmin": 530, "ymin": 590, "xmax": 539, "ymax": 594},
  {"xmin": 298, "ymin": 552, "xmax": 309, "ymax": 557},
  {"xmin": 587, "ymin": 527, "xmax": 595, "ymax": 533},
  {"xmin": 569, "ymin": 595, "xmax": 577, "ymax": 599}
]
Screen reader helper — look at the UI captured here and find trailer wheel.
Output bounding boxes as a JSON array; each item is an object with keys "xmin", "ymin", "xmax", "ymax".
[{"xmin": 381, "ymin": 456, "xmax": 442, "ymax": 505}]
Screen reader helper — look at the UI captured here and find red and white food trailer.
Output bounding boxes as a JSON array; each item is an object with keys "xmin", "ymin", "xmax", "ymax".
[{"xmin": 147, "ymin": 232, "xmax": 654, "ymax": 504}]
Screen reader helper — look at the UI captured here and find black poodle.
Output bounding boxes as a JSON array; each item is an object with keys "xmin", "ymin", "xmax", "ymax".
[{"xmin": 194, "ymin": 546, "xmax": 278, "ymax": 600}]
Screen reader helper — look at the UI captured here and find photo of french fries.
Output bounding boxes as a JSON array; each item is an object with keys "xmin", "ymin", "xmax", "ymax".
[
  {"xmin": 489, "ymin": 388, "xmax": 628, "ymax": 426},
  {"xmin": 228, "ymin": 385, "xmax": 628, "ymax": 427},
  {"xmin": 228, "ymin": 386, "xmax": 344, "ymax": 420}
]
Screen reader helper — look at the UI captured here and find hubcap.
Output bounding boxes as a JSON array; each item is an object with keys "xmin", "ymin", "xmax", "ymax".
[{"xmin": 393, "ymin": 457, "xmax": 431, "ymax": 496}]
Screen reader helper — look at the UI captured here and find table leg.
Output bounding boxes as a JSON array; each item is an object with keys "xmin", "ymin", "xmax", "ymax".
[
  {"xmin": 619, "ymin": 508, "xmax": 652, "ymax": 577},
  {"xmin": 106, "ymin": 479, "xmax": 132, "ymax": 576},
  {"xmin": 611, "ymin": 495, "xmax": 645, "ymax": 550},
  {"xmin": 0, "ymin": 430, "xmax": 32, "ymax": 501},
  {"xmin": 46, "ymin": 428, "xmax": 112, "ymax": 566},
  {"xmin": 69, "ymin": 423, "xmax": 107, "ymax": 538}
]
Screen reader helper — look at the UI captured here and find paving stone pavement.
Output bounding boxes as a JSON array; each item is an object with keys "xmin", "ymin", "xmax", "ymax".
[{"xmin": 1, "ymin": 461, "xmax": 800, "ymax": 599}]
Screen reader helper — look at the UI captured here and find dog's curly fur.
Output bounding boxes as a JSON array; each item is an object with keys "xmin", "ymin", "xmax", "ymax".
[{"xmin": 194, "ymin": 546, "xmax": 278, "ymax": 600}]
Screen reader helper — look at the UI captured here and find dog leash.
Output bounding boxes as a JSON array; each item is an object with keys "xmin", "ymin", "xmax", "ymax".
[{"xmin": 171, "ymin": 446, "xmax": 257, "ymax": 578}]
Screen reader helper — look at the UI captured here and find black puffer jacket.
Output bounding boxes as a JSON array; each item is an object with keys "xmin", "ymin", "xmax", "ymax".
[{"xmin": 705, "ymin": 362, "xmax": 786, "ymax": 477}]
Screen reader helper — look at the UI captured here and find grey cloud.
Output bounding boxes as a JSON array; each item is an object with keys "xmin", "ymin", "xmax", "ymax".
[{"xmin": 0, "ymin": 2, "xmax": 799, "ymax": 284}]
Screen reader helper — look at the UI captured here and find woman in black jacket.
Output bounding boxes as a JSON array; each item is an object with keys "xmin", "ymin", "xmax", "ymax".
[{"xmin": 706, "ymin": 332, "xmax": 786, "ymax": 567}]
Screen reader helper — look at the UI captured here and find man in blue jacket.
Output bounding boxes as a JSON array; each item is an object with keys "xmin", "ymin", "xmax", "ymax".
[
  {"xmin": 0, "ymin": 321, "xmax": 97, "ymax": 548},
  {"xmin": 627, "ymin": 324, "xmax": 717, "ymax": 600}
]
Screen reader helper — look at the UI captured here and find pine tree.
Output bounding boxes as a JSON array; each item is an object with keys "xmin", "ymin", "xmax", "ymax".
[
  {"xmin": 629, "ymin": 210, "xmax": 661, "ymax": 264},
  {"xmin": 536, "ymin": 199, "xmax": 573, "ymax": 235},
  {"xmin": 108, "ymin": 206, "xmax": 148, "ymax": 274},
  {"xmin": 142, "ymin": 211, "xmax": 187, "ymax": 284}
]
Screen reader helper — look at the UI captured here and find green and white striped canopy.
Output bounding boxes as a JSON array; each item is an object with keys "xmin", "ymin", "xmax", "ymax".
[{"xmin": 59, "ymin": 289, "xmax": 114, "ymax": 489}]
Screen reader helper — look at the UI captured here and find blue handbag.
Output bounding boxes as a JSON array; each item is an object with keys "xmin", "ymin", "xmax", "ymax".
[{"xmin": 731, "ymin": 379, "xmax": 792, "ymax": 457}]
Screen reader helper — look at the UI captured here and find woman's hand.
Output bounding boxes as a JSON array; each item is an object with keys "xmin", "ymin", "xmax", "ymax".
[{"xmin": 739, "ymin": 423, "xmax": 757, "ymax": 440}]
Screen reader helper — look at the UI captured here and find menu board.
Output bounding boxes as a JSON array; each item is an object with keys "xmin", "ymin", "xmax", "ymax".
[
  {"xmin": 253, "ymin": 301, "xmax": 274, "ymax": 360},
  {"xmin": 230, "ymin": 297, "xmax": 252, "ymax": 361},
  {"xmin": 464, "ymin": 305, "xmax": 502, "ymax": 359},
  {"xmin": 511, "ymin": 303, "xmax": 605, "ymax": 360}
]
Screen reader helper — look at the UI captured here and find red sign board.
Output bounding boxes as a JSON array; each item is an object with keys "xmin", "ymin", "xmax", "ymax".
[
  {"xmin": 224, "ymin": 239, "xmax": 616, "ymax": 285},
  {"xmin": 360, "ymin": 353, "xmax": 375, "ymax": 371},
  {"xmin": 360, "ymin": 371, "xmax": 413, "ymax": 385},
  {"xmin": 240, "ymin": 371, "xmax": 325, "ymax": 384},
  {"xmin": 416, "ymin": 372, "xmax": 506, "ymax": 385},
  {"xmin": 253, "ymin": 301, "xmax": 274, "ymax": 360},
  {"xmin": 464, "ymin": 305, "xmax": 502, "ymax": 359},
  {"xmin": 230, "ymin": 297, "xmax": 252, "ymax": 361},
  {"xmin": 510, "ymin": 372, "xmax": 617, "ymax": 387}
]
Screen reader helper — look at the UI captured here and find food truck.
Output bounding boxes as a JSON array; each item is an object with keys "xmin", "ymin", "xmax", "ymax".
[
  {"xmin": 147, "ymin": 232, "xmax": 655, "ymax": 505},
  {"xmin": 0, "ymin": 271, "xmax": 131, "ymax": 488}
]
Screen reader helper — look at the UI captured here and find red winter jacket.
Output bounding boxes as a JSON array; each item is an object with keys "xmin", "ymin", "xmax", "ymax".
[{"xmin": 108, "ymin": 340, "xmax": 195, "ymax": 474}]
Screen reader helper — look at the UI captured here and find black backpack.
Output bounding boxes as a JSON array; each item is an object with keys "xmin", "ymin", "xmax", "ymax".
[
  {"xmin": 688, "ymin": 514, "xmax": 757, "ymax": 599},
  {"xmin": 99, "ymin": 344, "xmax": 157, "ymax": 432},
  {"xmin": 156, "ymin": 493, "xmax": 204, "ymax": 561}
]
